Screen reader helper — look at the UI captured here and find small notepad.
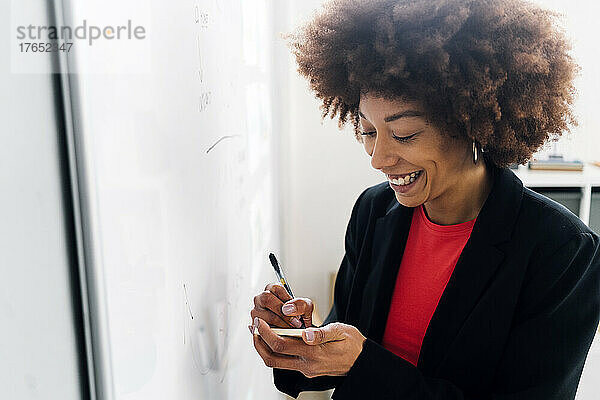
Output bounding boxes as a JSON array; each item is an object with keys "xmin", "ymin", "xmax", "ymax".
[{"xmin": 256, "ymin": 328, "xmax": 304, "ymax": 337}]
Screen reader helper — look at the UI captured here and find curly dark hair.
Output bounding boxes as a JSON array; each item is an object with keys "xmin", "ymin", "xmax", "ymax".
[{"xmin": 285, "ymin": 0, "xmax": 579, "ymax": 167}]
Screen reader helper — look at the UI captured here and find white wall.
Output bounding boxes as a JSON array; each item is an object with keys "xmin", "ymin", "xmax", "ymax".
[{"xmin": 532, "ymin": 0, "xmax": 600, "ymax": 161}]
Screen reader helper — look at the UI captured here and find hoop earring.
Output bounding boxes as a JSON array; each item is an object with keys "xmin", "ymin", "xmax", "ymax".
[{"xmin": 472, "ymin": 140, "xmax": 478, "ymax": 164}]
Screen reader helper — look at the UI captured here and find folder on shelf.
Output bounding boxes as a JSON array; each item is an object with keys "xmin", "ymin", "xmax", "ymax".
[{"xmin": 528, "ymin": 155, "xmax": 584, "ymax": 171}]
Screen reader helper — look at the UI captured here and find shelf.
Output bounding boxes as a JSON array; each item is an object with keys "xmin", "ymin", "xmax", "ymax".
[
  {"xmin": 512, "ymin": 163, "xmax": 600, "ymax": 187},
  {"xmin": 511, "ymin": 163, "xmax": 600, "ymax": 227}
]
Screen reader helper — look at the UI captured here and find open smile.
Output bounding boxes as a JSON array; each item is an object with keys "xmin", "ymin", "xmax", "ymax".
[{"xmin": 387, "ymin": 170, "xmax": 424, "ymax": 193}]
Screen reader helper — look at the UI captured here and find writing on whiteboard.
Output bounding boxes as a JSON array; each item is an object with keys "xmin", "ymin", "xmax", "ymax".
[
  {"xmin": 193, "ymin": 5, "xmax": 210, "ymax": 28},
  {"xmin": 199, "ymin": 91, "xmax": 212, "ymax": 113}
]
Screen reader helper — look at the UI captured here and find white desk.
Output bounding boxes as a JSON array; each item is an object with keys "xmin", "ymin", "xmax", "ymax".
[{"xmin": 512, "ymin": 163, "xmax": 600, "ymax": 226}]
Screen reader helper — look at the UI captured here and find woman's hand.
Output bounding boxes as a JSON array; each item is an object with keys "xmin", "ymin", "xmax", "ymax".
[
  {"xmin": 251, "ymin": 283, "xmax": 315, "ymax": 329},
  {"xmin": 250, "ymin": 318, "xmax": 367, "ymax": 378}
]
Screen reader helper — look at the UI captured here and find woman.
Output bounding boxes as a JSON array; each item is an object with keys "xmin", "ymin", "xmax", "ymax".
[{"xmin": 249, "ymin": 0, "xmax": 600, "ymax": 398}]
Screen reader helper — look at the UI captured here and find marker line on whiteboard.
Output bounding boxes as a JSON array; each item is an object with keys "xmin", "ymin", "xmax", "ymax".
[
  {"xmin": 205, "ymin": 135, "xmax": 240, "ymax": 154},
  {"xmin": 183, "ymin": 283, "xmax": 194, "ymax": 320}
]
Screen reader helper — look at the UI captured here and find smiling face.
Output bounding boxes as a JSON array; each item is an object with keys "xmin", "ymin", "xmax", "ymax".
[{"xmin": 358, "ymin": 94, "xmax": 474, "ymax": 209}]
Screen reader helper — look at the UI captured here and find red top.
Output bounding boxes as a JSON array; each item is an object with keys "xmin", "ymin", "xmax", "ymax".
[{"xmin": 381, "ymin": 204, "xmax": 477, "ymax": 366}]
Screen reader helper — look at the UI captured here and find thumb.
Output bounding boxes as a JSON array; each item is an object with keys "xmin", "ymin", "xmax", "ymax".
[{"xmin": 302, "ymin": 322, "xmax": 345, "ymax": 345}]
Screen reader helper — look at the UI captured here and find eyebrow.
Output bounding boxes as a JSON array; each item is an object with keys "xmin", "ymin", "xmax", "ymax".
[{"xmin": 358, "ymin": 110, "xmax": 424, "ymax": 123}]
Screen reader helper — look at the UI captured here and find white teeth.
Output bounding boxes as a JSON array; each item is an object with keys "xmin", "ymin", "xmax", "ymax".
[{"xmin": 389, "ymin": 170, "xmax": 422, "ymax": 186}]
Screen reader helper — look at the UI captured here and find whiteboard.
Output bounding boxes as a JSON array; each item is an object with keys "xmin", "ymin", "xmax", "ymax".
[
  {"xmin": 59, "ymin": 0, "xmax": 281, "ymax": 399},
  {"xmin": 1, "ymin": 1, "xmax": 85, "ymax": 398}
]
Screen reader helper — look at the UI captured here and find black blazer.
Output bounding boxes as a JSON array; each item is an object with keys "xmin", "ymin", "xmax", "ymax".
[{"xmin": 273, "ymin": 164, "xmax": 600, "ymax": 399}]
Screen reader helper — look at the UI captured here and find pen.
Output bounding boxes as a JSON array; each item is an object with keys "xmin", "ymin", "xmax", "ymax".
[{"xmin": 268, "ymin": 252, "xmax": 306, "ymax": 329}]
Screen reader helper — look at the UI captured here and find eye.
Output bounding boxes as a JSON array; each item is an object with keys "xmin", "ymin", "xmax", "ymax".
[
  {"xmin": 359, "ymin": 129, "xmax": 423, "ymax": 142},
  {"xmin": 392, "ymin": 130, "xmax": 423, "ymax": 143}
]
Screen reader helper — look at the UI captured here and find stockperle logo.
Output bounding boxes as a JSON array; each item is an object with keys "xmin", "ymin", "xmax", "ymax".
[{"xmin": 16, "ymin": 19, "xmax": 146, "ymax": 46}]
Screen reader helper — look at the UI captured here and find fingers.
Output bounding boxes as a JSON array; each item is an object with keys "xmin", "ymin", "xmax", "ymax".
[
  {"xmin": 253, "ymin": 318, "xmax": 310, "ymax": 358},
  {"xmin": 250, "ymin": 307, "xmax": 289, "ymax": 328},
  {"xmin": 281, "ymin": 297, "xmax": 314, "ymax": 328},
  {"xmin": 253, "ymin": 283, "xmax": 302, "ymax": 328},
  {"xmin": 252, "ymin": 329, "xmax": 306, "ymax": 371},
  {"xmin": 265, "ymin": 282, "xmax": 292, "ymax": 302},
  {"xmin": 302, "ymin": 322, "xmax": 346, "ymax": 345},
  {"xmin": 250, "ymin": 319, "xmax": 366, "ymax": 378}
]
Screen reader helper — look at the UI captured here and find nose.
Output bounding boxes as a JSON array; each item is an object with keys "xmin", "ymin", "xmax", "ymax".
[{"xmin": 370, "ymin": 132, "xmax": 398, "ymax": 171}]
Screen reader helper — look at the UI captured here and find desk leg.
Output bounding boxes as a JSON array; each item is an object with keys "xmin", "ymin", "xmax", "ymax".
[{"xmin": 580, "ymin": 184, "xmax": 592, "ymax": 226}]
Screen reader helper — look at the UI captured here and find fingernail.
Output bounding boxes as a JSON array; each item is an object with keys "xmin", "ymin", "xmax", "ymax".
[
  {"xmin": 282, "ymin": 304, "xmax": 296, "ymax": 315},
  {"xmin": 291, "ymin": 317, "xmax": 302, "ymax": 328},
  {"xmin": 253, "ymin": 317, "xmax": 259, "ymax": 331},
  {"xmin": 305, "ymin": 330, "xmax": 315, "ymax": 342}
]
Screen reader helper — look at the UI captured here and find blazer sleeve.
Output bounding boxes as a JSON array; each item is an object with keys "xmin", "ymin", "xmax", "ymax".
[
  {"xmin": 330, "ymin": 232, "xmax": 600, "ymax": 400},
  {"xmin": 272, "ymin": 188, "xmax": 368, "ymax": 398}
]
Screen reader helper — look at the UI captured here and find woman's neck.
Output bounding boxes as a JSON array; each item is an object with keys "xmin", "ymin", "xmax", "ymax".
[{"xmin": 423, "ymin": 162, "xmax": 494, "ymax": 226}]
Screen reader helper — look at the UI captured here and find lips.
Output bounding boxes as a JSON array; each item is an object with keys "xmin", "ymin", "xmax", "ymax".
[{"xmin": 387, "ymin": 170, "xmax": 423, "ymax": 179}]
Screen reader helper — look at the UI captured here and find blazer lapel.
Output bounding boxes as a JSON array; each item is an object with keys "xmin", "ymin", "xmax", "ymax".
[
  {"xmin": 358, "ymin": 201, "xmax": 414, "ymax": 340},
  {"xmin": 418, "ymin": 166, "xmax": 523, "ymax": 375},
  {"xmin": 415, "ymin": 233, "xmax": 505, "ymax": 375}
]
